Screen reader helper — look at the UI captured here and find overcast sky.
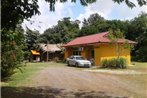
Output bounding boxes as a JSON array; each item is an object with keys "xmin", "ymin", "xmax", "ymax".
[{"xmin": 22, "ymin": 0, "xmax": 146, "ymax": 33}]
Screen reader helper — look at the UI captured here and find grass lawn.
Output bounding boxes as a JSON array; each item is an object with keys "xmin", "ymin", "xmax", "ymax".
[
  {"xmin": 83, "ymin": 62, "xmax": 147, "ymax": 97},
  {"xmin": 1, "ymin": 61, "xmax": 147, "ymax": 98},
  {"xmin": 128, "ymin": 62, "xmax": 147, "ymax": 72},
  {"xmin": 113, "ymin": 62, "xmax": 147, "ymax": 97},
  {"xmin": 2, "ymin": 62, "xmax": 146, "ymax": 87},
  {"xmin": 1, "ymin": 62, "xmax": 65, "ymax": 87}
]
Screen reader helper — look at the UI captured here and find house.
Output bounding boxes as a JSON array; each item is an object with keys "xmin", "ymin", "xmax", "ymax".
[
  {"xmin": 63, "ymin": 32, "xmax": 136, "ymax": 66},
  {"xmin": 39, "ymin": 44, "xmax": 64, "ymax": 61},
  {"xmin": 31, "ymin": 50, "xmax": 40, "ymax": 62}
]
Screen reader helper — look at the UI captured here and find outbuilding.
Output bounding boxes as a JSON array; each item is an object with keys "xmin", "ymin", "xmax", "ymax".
[{"xmin": 39, "ymin": 44, "xmax": 64, "ymax": 61}]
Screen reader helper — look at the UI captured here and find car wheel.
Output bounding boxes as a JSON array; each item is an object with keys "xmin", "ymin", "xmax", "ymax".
[{"xmin": 75, "ymin": 63, "xmax": 78, "ymax": 67}]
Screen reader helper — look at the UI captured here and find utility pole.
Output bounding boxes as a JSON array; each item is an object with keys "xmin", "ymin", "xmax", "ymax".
[{"xmin": 46, "ymin": 41, "xmax": 49, "ymax": 62}]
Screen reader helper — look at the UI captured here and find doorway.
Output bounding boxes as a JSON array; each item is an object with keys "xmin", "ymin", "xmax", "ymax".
[{"xmin": 90, "ymin": 49, "xmax": 94, "ymax": 65}]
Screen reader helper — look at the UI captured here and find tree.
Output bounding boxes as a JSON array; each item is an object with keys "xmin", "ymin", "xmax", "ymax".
[
  {"xmin": 79, "ymin": 13, "xmax": 109, "ymax": 36},
  {"xmin": 40, "ymin": 17, "xmax": 80, "ymax": 44},
  {"xmin": 1, "ymin": 26, "xmax": 25, "ymax": 79},
  {"xmin": 126, "ymin": 12, "xmax": 147, "ymax": 61},
  {"xmin": 106, "ymin": 20, "xmax": 129, "ymax": 34},
  {"xmin": 107, "ymin": 29, "xmax": 125, "ymax": 59},
  {"xmin": 112, "ymin": 0, "xmax": 146, "ymax": 8},
  {"xmin": 24, "ymin": 27, "xmax": 40, "ymax": 60},
  {"xmin": 1, "ymin": 0, "xmax": 40, "ymax": 79},
  {"xmin": 2, "ymin": 0, "xmax": 40, "ymax": 30},
  {"xmin": 2, "ymin": 0, "xmax": 146, "ymax": 30}
]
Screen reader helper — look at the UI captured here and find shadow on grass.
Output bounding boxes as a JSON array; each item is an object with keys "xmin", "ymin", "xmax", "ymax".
[{"xmin": 1, "ymin": 86, "xmax": 127, "ymax": 98}]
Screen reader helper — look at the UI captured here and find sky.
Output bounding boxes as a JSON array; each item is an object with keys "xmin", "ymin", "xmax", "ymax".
[{"xmin": 22, "ymin": 0, "xmax": 146, "ymax": 33}]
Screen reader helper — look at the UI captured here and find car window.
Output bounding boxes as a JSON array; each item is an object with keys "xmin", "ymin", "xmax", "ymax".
[
  {"xmin": 75, "ymin": 57, "xmax": 84, "ymax": 60},
  {"xmin": 69, "ymin": 56, "xmax": 73, "ymax": 59}
]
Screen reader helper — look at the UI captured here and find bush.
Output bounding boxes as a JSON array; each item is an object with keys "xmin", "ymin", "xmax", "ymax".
[
  {"xmin": 101, "ymin": 58, "xmax": 127, "ymax": 69},
  {"xmin": 1, "ymin": 28, "xmax": 25, "ymax": 80}
]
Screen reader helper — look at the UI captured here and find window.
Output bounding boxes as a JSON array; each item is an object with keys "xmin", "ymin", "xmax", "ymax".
[
  {"xmin": 73, "ymin": 51, "xmax": 81, "ymax": 55},
  {"xmin": 69, "ymin": 56, "xmax": 74, "ymax": 59},
  {"xmin": 72, "ymin": 47, "xmax": 81, "ymax": 55},
  {"xmin": 75, "ymin": 56, "xmax": 84, "ymax": 60}
]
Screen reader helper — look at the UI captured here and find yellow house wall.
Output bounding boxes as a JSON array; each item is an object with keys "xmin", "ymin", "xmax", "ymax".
[
  {"xmin": 64, "ymin": 47, "xmax": 72, "ymax": 59},
  {"xmin": 81, "ymin": 47, "xmax": 90, "ymax": 59},
  {"xmin": 94, "ymin": 44, "xmax": 130, "ymax": 66},
  {"xmin": 94, "ymin": 46, "xmax": 101, "ymax": 66},
  {"xmin": 64, "ymin": 43, "xmax": 131, "ymax": 66}
]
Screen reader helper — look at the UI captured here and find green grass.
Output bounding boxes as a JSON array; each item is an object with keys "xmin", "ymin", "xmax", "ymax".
[
  {"xmin": 89, "ymin": 62, "xmax": 147, "ymax": 71},
  {"xmin": 2, "ymin": 61, "xmax": 146, "ymax": 87},
  {"xmin": 113, "ymin": 62, "xmax": 147, "ymax": 97},
  {"xmin": 128, "ymin": 62, "xmax": 147, "ymax": 72},
  {"xmin": 1, "ymin": 62, "xmax": 147, "ymax": 97},
  {"xmin": 1, "ymin": 62, "xmax": 65, "ymax": 87}
]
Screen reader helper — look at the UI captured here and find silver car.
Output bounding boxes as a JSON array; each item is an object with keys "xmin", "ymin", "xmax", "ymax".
[{"xmin": 66, "ymin": 55, "xmax": 91, "ymax": 68}]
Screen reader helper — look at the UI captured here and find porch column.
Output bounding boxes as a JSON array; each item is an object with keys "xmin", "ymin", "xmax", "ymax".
[
  {"xmin": 81, "ymin": 47, "xmax": 89, "ymax": 59},
  {"xmin": 94, "ymin": 45, "xmax": 101, "ymax": 66}
]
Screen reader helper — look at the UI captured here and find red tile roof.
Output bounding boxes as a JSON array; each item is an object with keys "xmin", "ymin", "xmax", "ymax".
[{"xmin": 64, "ymin": 32, "xmax": 136, "ymax": 47}]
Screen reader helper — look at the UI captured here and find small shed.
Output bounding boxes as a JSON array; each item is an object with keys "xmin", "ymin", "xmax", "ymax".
[
  {"xmin": 31, "ymin": 50, "xmax": 40, "ymax": 62},
  {"xmin": 39, "ymin": 44, "xmax": 64, "ymax": 61}
]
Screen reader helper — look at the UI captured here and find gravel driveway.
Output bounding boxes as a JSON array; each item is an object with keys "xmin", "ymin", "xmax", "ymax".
[{"xmin": 15, "ymin": 63, "xmax": 146, "ymax": 98}]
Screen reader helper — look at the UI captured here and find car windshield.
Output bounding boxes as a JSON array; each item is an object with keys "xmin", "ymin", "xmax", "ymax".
[{"xmin": 75, "ymin": 57, "xmax": 84, "ymax": 60}]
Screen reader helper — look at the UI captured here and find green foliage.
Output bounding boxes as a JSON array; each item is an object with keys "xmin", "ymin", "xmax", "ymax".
[
  {"xmin": 79, "ymin": 13, "xmax": 109, "ymax": 36},
  {"xmin": 77, "ymin": 12, "xmax": 147, "ymax": 62},
  {"xmin": 2, "ymin": 62, "xmax": 52, "ymax": 86},
  {"xmin": 107, "ymin": 29, "xmax": 124, "ymax": 41},
  {"xmin": 1, "ymin": 26, "xmax": 25, "ymax": 80},
  {"xmin": 2, "ymin": 0, "xmax": 146, "ymax": 30},
  {"xmin": 107, "ymin": 29, "xmax": 128, "ymax": 59},
  {"xmin": 39, "ymin": 17, "xmax": 79, "ymax": 44},
  {"xmin": 25, "ymin": 27, "xmax": 40, "ymax": 49},
  {"xmin": 112, "ymin": 0, "xmax": 146, "ymax": 8},
  {"xmin": 45, "ymin": 0, "xmax": 146, "ymax": 11},
  {"xmin": 101, "ymin": 58, "xmax": 127, "ymax": 69},
  {"xmin": 2, "ymin": 0, "xmax": 40, "ymax": 30},
  {"xmin": 126, "ymin": 12, "xmax": 147, "ymax": 61},
  {"xmin": 24, "ymin": 27, "xmax": 40, "ymax": 60},
  {"xmin": 106, "ymin": 20, "xmax": 129, "ymax": 34}
]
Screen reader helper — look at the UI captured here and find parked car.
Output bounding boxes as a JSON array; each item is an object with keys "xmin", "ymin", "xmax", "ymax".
[{"xmin": 66, "ymin": 55, "xmax": 91, "ymax": 68}]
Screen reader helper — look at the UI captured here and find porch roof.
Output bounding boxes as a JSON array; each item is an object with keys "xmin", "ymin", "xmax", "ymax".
[
  {"xmin": 31, "ymin": 50, "xmax": 40, "ymax": 55},
  {"xmin": 39, "ymin": 44, "xmax": 62, "ymax": 52},
  {"xmin": 63, "ymin": 32, "xmax": 136, "ymax": 47}
]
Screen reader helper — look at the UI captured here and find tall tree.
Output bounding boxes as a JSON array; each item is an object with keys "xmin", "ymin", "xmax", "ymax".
[
  {"xmin": 40, "ymin": 17, "xmax": 80, "ymax": 44},
  {"xmin": 127, "ymin": 12, "xmax": 147, "ymax": 61},
  {"xmin": 79, "ymin": 13, "xmax": 109, "ymax": 36},
  {"xmin": 1, "ymin": 26, "xmax": 25, "ymax": 79},
  {"xmin": 107, "ymin": 20, "xmax": 129, "ymax": 33},
  {"xmin": 25, "ymin": 27, "xmax": 40, "ymax": 50},
  {"xmin": 24, "ymin": 27, "xmax": 40, "ymax": 60},
  {"xmin": 107, "ymin": 29, "xmax": 125, "ymax": 59}
]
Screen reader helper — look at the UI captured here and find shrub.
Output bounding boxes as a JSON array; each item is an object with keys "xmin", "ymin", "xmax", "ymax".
[{"xmin": 101, "ymin": 58, "xmax": 127, "ymax": 69}]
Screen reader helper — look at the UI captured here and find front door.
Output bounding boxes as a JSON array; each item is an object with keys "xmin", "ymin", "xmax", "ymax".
[{"xmin": 90, "ymin": 49, "xmax": 94, "ymax": 65}]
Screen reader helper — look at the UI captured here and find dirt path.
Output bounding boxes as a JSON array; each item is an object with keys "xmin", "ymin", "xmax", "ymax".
[{"xmin": 17, "ymin": 65, "xmax": 146, "ymax": 98}]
